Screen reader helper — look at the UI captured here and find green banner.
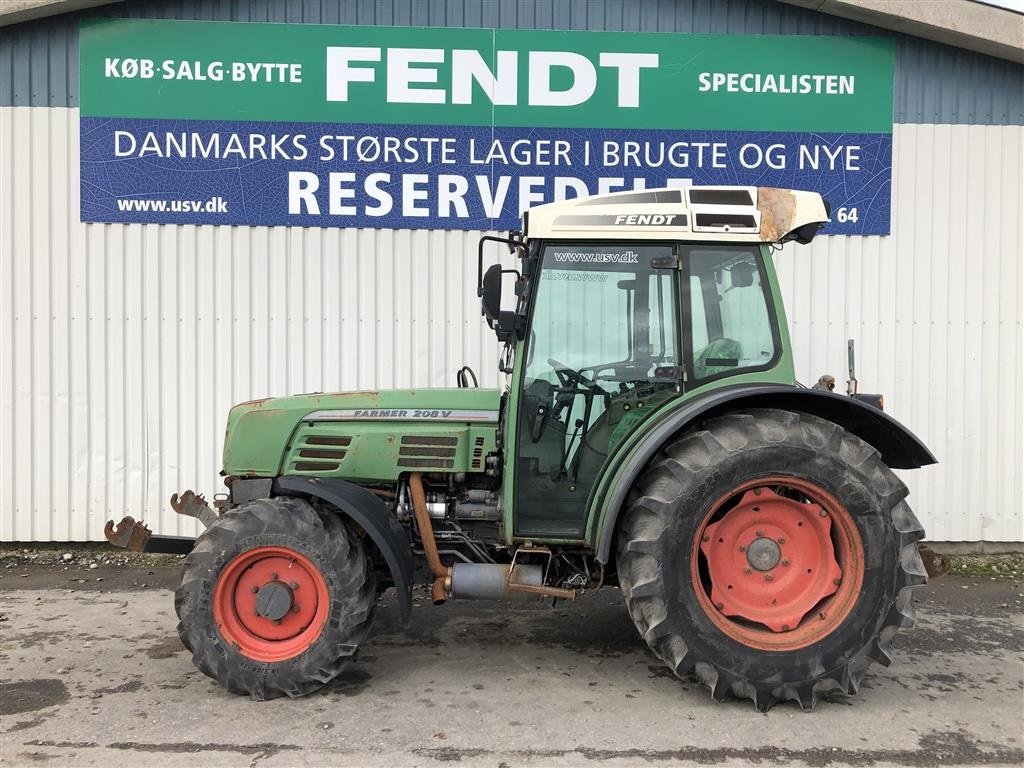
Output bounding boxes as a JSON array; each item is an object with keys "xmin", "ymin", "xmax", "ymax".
[{"xmin": 80, "ymin": 19, "xmax": 894, "ymax": 133}]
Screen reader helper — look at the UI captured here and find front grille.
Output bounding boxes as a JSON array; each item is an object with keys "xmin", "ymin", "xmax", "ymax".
[
  {"xmin": 306, "ymin": 435, "xmax": 352, "ymax": 447},
  {"xmin": 295, "ymin": 461, "xmax": 340, "ymax": 472},
  {"xmin": 397, "ymin": 457, "xmax": 456, "ymax": 468},
  {"xmin": 398, "ymin": 446, "xmax": 456, "ymax": 458},
  {"xmin": 400, "ymin": 435, "xmax": 457, "ymax": 447},
  {"xmin": 291, "ymin": 433, "xmax": 351, "ymax": 472},
  {"xmin": 398, "ymin": 434, "xmax": 458, "ymax": 469},
  {"xmin": 298, "ymin": 449, "xmax": 347, "ymax": 460}
]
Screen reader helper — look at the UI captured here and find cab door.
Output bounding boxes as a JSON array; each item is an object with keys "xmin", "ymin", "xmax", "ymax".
[{"xmin": 510, "ymin": 241, "xmax": 683, "ymax": 540}]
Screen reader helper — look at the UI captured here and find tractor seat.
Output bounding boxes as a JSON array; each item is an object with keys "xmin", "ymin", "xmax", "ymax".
[{"xmin": 693, "ymin": 338, "xmax": 743, "ymax": 380}]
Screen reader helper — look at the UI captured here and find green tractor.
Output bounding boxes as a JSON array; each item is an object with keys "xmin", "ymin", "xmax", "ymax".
[{"xmin": 107, "ymin": 185, "xmax": 935, "ymax": 710}]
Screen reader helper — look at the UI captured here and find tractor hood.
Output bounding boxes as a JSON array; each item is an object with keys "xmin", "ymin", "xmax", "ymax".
[{"xmin": 223, "ymin": 388, "xmax": 501, "ymax": 477}]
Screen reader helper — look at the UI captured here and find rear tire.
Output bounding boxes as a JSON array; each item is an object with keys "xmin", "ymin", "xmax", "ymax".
[
  {"xmin": 616, "ymin": 409, "xmax": 927, "ymax": 711},
  {"xmin": 176, "ymin": 496, "xmax": 376, "ymax": 699}
]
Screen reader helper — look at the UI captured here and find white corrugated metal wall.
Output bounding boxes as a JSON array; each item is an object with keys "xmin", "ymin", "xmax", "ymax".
[
  {"xmin": 776, "ymin": 123, "xmax": 1023, "ymax": 543},
  {"xmin": 1, "ymin": 106, "xmax": 1022, "ymax": 541}
]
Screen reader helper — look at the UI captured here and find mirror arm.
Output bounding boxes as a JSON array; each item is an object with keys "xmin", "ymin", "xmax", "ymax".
[{"xmin": 477, "ymin": 232, "xmax": 523, "ymax": 297}]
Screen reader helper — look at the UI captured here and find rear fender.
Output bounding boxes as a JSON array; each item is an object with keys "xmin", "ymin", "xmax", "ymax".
[
  {"xmin": 591, "ymin": 384, "xmax": 936, "ymax": 563},
  {"xmin": 273, "ymin": 476, "xmax": 413, "ymax": 625}
]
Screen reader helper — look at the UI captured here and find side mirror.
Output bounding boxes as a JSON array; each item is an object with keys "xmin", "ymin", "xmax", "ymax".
[
  {"xmin": 480, "ymin": 264, "xmax": 525, "ymax": 344},
  {"xmin": 481, "ymin": 264, "xmax": 503, "ymax": 326}
]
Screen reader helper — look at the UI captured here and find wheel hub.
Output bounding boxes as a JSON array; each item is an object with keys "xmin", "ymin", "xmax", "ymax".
[
  {"xmin": 700, "ymin": 487, "xmax": 844, "ymax": 633},
  {"xmin": 213, "ymin": 546, "xmax": 329, "ymax": 660},
  {"xmin": 255, "ymin": 580, "xmax": 294, "ymax": 621},
  {"xmin": 746, "ymin": 537, "xmax": 781, "ymax": 571}
]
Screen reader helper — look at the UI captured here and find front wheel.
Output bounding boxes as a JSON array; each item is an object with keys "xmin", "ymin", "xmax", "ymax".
[
  {"xmin": 175, "ymin": 496, "xmax": 377, "ymax": 699},
  {"xmin": 616, "ymin": 409, "xmax": 927, "ymax": 711}
]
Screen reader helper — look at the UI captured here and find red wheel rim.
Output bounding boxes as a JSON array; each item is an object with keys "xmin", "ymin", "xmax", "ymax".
[
  {"xmin": 690, "ymin": 476, "xmax": 864, "ymax": 652},
  {"xmin": 212, "ymin": 546, "xmax": 330, "ymax": 662}
]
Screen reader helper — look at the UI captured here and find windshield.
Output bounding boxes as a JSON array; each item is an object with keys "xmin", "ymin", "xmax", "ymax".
[{"xmin": 515, "ymin": 242, "xmax": 680, "ymax": 539}]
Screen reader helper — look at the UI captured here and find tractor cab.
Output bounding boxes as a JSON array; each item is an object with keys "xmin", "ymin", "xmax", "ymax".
[{"xmin": 479, "ymin": 186, "xmax": 830, "ymax": 540}]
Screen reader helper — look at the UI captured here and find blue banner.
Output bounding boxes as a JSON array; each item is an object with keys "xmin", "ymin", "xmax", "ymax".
[{"xmin": 81, "ymin": 118, "xmax": 891, "ymax": 235}]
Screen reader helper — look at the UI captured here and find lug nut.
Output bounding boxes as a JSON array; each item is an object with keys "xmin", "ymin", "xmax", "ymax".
[
  {"xmin": 782, "ymin": 559, "xmax": 790, "ymax": 567},
  {"xmin": 714, "ymin": 602, "xmax": 724, "ymax": 610},
  {"xmin": 777, "ymin": 537, "xmax": 785, "ymax": 545},
  {"xmin": 819, "ymin": 510, "xmax": 827, "ymax": 518},
  {"xmin": 271, "ymin": 572, "xmax": 279, "ymax": 580},
  {"xmin": 291, "ymin": 605, "xmax": 300, "ymax": 613},
  {"xmin": 289, "ymin": 581, "xmax": 299, "ymax": 590},
  {"xmin": 833, "ymin": 578, "xmax": 842, "ymax": 586},
  {"xmin": 765, "ymin": 574, "xmax": 774, "ymax": 582},
  {"xmin": 739, "ymin": 545, "xmax": 747, "ymax": 552},
  {"xmin": 753, "ymin": 489, "xmax": 762, "ymax": 496},
  {"xmin": 702, "ymin": 534, "xmax": 710, "ymax": 542},
  {"xmin": 819, "ymin": 612, "xmax": 827, "ymax": 621},
  {"xmin": 755, "ymin": 530, "xmax": 764, "ymax": 537},
  {"xmin": 744, "ymin": 567, "xmax": 752, "ymax": 575},
  {"xmin": 782, "ymin": 624, "xmax": 790, "ymax": 631},
  {"xmin": 250, "ymin": 586, "xmax": 259, "ymax": 593}
]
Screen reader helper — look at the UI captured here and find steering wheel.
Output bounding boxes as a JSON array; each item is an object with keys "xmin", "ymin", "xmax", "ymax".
[{"xmin": 548, "ymin": 358, "xmax": 598, "ymax": 390}]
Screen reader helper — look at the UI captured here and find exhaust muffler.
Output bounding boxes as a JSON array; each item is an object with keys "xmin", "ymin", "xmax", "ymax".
[{"xmin": 449, "ymin": 563, "xmax": 544, "ymax": 601}]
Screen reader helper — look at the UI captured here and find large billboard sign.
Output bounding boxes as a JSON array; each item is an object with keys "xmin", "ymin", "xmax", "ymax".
[{"xmin": 79, "ymin": 19, "xmax": 894, "ymax": 234}]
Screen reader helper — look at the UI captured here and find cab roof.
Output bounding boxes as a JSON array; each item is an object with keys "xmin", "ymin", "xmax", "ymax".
[{"xmin": 524, "ymin": 186, "xmax": 830, "ymax": 245}]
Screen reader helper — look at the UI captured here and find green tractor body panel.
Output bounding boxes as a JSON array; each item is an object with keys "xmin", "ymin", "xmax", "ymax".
[{"xmin": 223, "ymin": 388, "xmax": 500, "ymax": 482}]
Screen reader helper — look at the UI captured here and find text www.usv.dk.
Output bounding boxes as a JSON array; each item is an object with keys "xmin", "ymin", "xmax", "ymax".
[{"xmin": 115, "ymin": 196, "xmax": 228, "ymax": 213}]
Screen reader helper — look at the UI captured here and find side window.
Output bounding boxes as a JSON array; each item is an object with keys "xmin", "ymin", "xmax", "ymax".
[
  {"xmin": 689, "ymin": 275, "xmax": 709, "ymax": 351},
  {"xmin": 687, "ymin": 246, "xmax": 777, "ymax": 381}
]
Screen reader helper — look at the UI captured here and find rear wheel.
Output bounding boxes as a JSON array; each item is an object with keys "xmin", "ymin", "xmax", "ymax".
[
  {"xmin": 616, "ymin": 409, "xmax": 927, "ymax": 711},
  {"xmin": 176, "ymin": 496, "xmax": 376, "ymax": 699}
]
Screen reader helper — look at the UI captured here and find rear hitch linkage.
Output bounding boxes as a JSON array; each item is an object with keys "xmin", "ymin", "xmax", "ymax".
[
  {"xmin": 103, "ymin": 490, "xmax": 215, "ymax": 555},
  {"xmin": 169, "ymin": 490, "xmax": 219, "ymax": 528}
]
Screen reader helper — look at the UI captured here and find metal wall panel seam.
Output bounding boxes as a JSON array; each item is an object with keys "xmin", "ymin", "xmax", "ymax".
[
  {"xmin": 0, "ymin": 107, "xmax": 12, "ymax": 538},
  {"xmin": 50, "ymin": 102, "xmax": 68, "ymax": 539},
  {"xmin": 3, "ymin": 108, "xmax": 17, "ymax": 537},
  {"xmin": 997, "ymin": 123, "xmax": 1023, "ymax": 539}
]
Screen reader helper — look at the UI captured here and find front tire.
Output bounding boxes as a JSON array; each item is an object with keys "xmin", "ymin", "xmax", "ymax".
[
  {"xmin": 175, "ymin": 496, "xmax": 377, "ymax": 699},
  {"xmin": 616, "ymin": 409, "xmax": 927, "ymax": 711}
]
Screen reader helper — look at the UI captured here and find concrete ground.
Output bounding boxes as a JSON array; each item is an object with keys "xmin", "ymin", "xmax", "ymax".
[{"xmin": 1, "ymin": 554, "xmax": 1022, "ymax": 768}]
